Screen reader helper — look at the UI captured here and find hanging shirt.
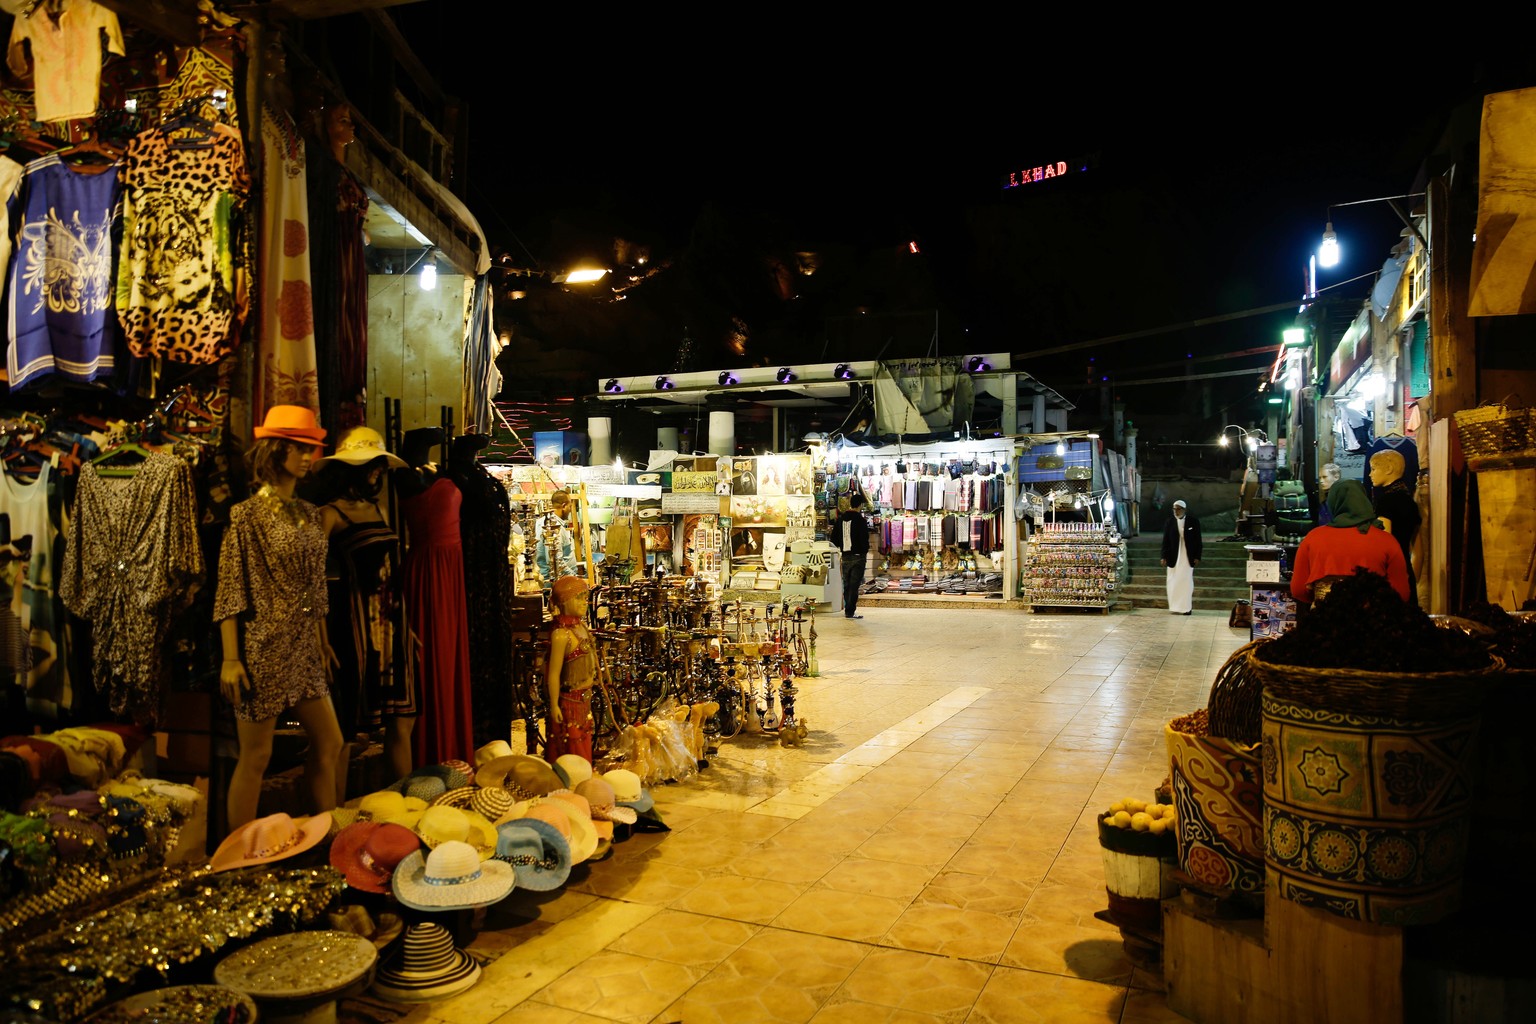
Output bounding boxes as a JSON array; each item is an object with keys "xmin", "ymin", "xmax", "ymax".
[
  {"xmin": 0, "ymin": 155, "xmax": 24, "ymax": 312},
  {"xmin": 6, "ymin": 154, "xmax": 122, "ymax": 389},
  {"xmin": 6, "ymin": 0, "xmax": 124, "ymax": 123},
  {"xmin": 115, "ymin": 124, "xmax": 250, "ymax": 364}
]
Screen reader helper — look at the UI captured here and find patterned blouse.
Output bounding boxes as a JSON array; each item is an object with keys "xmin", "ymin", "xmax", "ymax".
[
  {"xmin": 59, "ymin": 452, "xmax": 204, "ymax": 725},
  {"xmin": 213, "ymin": 489, "xmax": 329, "ymax": 722}
]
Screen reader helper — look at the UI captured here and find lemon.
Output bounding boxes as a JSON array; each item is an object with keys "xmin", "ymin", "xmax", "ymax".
[
  {"xmin": 1130, "ymin": 812, "xmax": 1151, "ymax": 831},
  {"xmin": 1145, "ymin": 804, "xmax": 1163, "ymax": 819},
  {"xmin": 1112, "ymin": 811, "xmax": 1132, "ymax": 828},
  {"xmin": 1149, "ymin": 818, "xmax": 1169, "ymax": 835},
  {"xmin": 1108, "ymin": 800, "xmax": 1127, "ymax": 814},
  {"xmin": 1124, "ymin": 798, "xmax": 1146, "ymax": 813}
]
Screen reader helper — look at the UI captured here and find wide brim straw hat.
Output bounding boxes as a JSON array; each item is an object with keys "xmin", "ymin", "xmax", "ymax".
[
  {"xmin": 253, "ymin": 404, "xmax": 326, "ymax": 447},
  {"xmin": 552, "ymin": 754, "xmax": 593, "ymax": 789},
  {"xmin": 476, "ymin": 754, "xmax": 563, "ymax": 797},
  {"xmin": 602, "ymin": 769, "xmax": 654, "ymax": 813},
  {"xmin": 473, "ymin": 741, "xmax": 514, "ymax": 767},
  {"xmin": 412, "ymin": 804, "xmax": 497, "ymax": 860},
  {"xmin": 320, "ymin": 426, "xmax": 406, "ymax": 468},
  {"xmin": 392, "ymin": 840, "xmax": 514, "ymax": 912},
  {"xmin": 371, "ymin": 922, "xmax": 481, "ymax": 1003},
  {"xmin": 329, "ymin": 822, "xmax": 421, "ymax": 894},
  {"xmin": 209, "ymin": 812, "xmax": 331, "ymax": 872},
  {"xmin": 575, "ymin": 778, "xmax": 638, "ymax": 825},
  {"xmin": 470, "ymin": 786, "xmax": 516, "ymax": 822},
  {"xmin": 545, "ymin": 793, "xmax": 599, "ymax": 865},
  {"xmin": 493, "ymin": 817, "xmax": 572, "ymax": 891}
]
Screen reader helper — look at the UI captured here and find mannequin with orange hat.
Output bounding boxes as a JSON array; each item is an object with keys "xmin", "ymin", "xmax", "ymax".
[
  {"xmin": 546, "ymin": 575, "xmax": 597, "ymax": 761},
  {"xmin": 214, "ymin": 406, "xmax": 346, "ymax": 830}
]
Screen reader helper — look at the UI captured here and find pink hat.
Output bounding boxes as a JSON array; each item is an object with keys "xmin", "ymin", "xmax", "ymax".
[{"xmin": 210, "ymin": 812, "xmax": 331, "ymax": 872}]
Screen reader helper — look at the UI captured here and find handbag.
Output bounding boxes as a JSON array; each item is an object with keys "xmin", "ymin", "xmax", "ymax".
[{"xmin": 1229, "ymin": 600, "xmax": 1252, "ymax": 629}]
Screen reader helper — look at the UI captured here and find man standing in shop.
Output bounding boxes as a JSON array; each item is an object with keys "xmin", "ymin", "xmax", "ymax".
[
  {"xmin": 1160, "ymin": 499, "xmax": 1202, "ymax": 615},
  {"xmin": 831, "ymin": 493, "xmax": 870, "ymax": 619}
]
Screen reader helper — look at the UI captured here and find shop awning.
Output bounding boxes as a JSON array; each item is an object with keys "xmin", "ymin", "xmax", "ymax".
[{"xmin": 1469, "ymin": 85, "xmax": 1536, "ymax": 316}]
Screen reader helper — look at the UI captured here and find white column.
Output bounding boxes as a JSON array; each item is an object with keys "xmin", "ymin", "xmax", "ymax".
[
  {"xmin": 588, "ymin": 416, "xmax": 613, "ymax": 466},
  {"xmin": 657, "ymin": 426, "xmax": 679, "ymax": 451},
  {"xmin": 1032, "ymin": 394, "xmax": 1047, "ymax": 434},
  {"xmin": 707, "ymin": 410, "xmax": 736, "ymax": 458},
  {"xmin": 1125, "ymin": 427, "xmax": 1138, "ymax": 469},
  {"xmin": 1002, "ymin": 374, "xmax": 1018, "ymax": 434}
]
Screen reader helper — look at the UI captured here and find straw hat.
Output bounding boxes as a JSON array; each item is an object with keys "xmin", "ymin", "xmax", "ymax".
[
  {"xmin": 209, "ymin": 812, "xmax": 331, "ymax": 872},
  {"xmin": 431, "ymin": 786, "xmax": 477, "ymax": 810},
  {"xmin": 602, "ymin": 769, "xmax": 654, "ymax": 813},
  {"xmin": 411, "ymin": 805, "xmax": 496, "ymax": 859},
  {"xmin": 575, "ymin": 778, "xmax": 638, "ymax": 825},
  {"xmin": 552, "ymin": 754, "xmax": 593, "ymax": 789},
  {"xmin": 469, "ymin": 786, "xmax": 516, "ymax": 821},
  {"xmin": 494, "ymin": 817, "xmax": 572, "ymax": 891},
  {"xmin": 392, "ymin": 840, "xmax": 514, "ymax": 911},
  {"xmin": 473, "ymin": 740, "xmax": 514, "ymax": 767},
  {"xmin": 371, "ymin": 922, "xmax": 481, "ymax": 1002},
  {"xmin": 329, "ymin": 822, "xmax": 421, "ymax": 894},
  {"xmin": 320, "ymin": 426, "xmax": 406, "ymax": 468},
  {"xmin": 476, "ymin": 754, "xmax": 563, "ymax": 797},
  {"xmin": 544, "ymin": 793, "xmax": 599, "ymax": 865},
  {"xmin": 253, "ymin": 405, "xmax": 326, "ymax": 447},
  {"xmin": 441, "ymin": 759, "xmax": 476, "ymax": 782}
]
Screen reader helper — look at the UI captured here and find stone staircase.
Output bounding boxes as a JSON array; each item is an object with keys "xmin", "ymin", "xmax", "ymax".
[{"xmin": 1117, "ymin": 534, "xmax": 1253, "ymax": 613}]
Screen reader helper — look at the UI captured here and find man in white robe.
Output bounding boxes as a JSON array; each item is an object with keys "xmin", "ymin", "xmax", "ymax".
[{"xmin": 1160, "ymin": 500, "xmax": 1202, "ymax": 614}]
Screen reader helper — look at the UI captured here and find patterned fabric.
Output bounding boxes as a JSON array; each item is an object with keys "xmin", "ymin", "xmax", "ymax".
[
  {"xmin": 59, "ymin": 453, "xmax": 204, "ymax": 725},
  {"xmin": 1261, "ymin": 691, "xmax": 1479, "ymax": 925},
  {"xmin": 214, "ymin": 491, "xmax": 329, "ymax": 723},
  {"xmin": 1165, "ymin": 723, "xmax": 1263, "ymax": 905},
  {"xmin": 325, "ymin": 503, "xmax": 416, "ymax": 734},
  {"xmin": 115, "ymin": 125, "xmax": 250, "ymax": 363},
  {"xmin": 6, "ymin": 0, "xmax": 124, "ymax": 123},
  {"xmin": 446, "ymin": 455, "xmax": 514, "ymax": 748},
  {"xmin": 0, "ymin": 462, "xmax": 67, "ymax": 711},
  {"xmin": 255, "ymin": 102, "xmax": 318, "ymax": 418},
  {"xmin": 6, "ymin": 155, "xmax": 122, "ymax": 389},
  {"xmin": 461, "ymin": 275, "xmax": 501, "ymax": 436}
]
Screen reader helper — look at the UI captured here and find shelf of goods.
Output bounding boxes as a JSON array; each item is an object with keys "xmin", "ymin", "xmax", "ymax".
[{"xmin": 1024, "ymin": 525, "xmax": 1124, "ymax": 612}]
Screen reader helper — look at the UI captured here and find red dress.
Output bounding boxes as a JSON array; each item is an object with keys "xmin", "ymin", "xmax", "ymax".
[{"xmin": 401, "ymin": 477, "xmax": 474, "ymax": 766}]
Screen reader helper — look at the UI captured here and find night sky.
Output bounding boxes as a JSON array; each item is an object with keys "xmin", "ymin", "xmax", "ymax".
[{"xmin": 384, "ymin": 16, "xmax": 1536, "ymax": 418}]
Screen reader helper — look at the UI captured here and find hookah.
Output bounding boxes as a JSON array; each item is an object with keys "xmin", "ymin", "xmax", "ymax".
[
  {"xmin": 777, "ymin": 670, "xmax": 807, "ymax": 747},
  {"xmin": 756, "ymin": 650, "xmax": 780, "ymax": 731}
]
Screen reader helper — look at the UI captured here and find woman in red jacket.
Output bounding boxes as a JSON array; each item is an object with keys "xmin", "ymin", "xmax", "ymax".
[{"xmin": 1291, "ymin": 479, "xmax": 1410, "ymax": 604}]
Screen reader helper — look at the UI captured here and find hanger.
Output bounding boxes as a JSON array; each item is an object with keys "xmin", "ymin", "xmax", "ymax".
[{"xmin": 58, "ymin": 135, "xmax": 124, "ymax": 170}]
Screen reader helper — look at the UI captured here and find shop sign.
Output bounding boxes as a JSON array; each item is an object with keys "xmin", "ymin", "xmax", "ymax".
[
  {"xmin": 1003, "ymin": 161, "xmax": 1071, "ymax": 189},
  {"xmin": 1327, "ymin": 311, "xmax": 1371, "ymax": 393},
  {"xmin": 587, "ymin": 483, "xmax": 661, "ymax": 499},
  {"xmin": 672, "ymin": 471, "xmax": 717, "ymax": 493}
]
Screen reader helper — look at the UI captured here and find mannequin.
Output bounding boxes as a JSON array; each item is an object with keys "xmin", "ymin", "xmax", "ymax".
[
  {"xmin": 395, "ymin": 427, "xmax": 474, "ymax": 766},
  {"xmin": 214, "ymin": 406, "xmax": 344, "ymax": 829},
  {"xmin": 1317, "ymin": 463, "xmax": 1342, "ymax": 525},
  {"xmin": 317, "ymin": 427, "xmax": 416, "ymax": 787},
  {"xmin": 1369, "ymin": 450, "xmax": 1421, "ymax": 605},
  {"xmin": 324, "ymin": 101, "xmax": 356, "ymax": 164},
  {"xmin": 546, "ymin": 575, "xmax": 596, "ymax": 761},
  {"xmin": 308, "ymin": 97, "xmax": 370, "ymax": 432},
  {"xmin": 445, "ymin": 433, "xmax": 515, "ymax": 748}
]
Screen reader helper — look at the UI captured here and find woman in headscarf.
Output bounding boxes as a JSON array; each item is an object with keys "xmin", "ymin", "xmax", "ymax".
[{"xmin": 1290, "ymin": 479, "xmax": 1410, "ymax": 604}]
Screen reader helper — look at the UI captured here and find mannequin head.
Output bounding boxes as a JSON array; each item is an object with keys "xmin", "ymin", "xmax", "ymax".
[
  {"xmin": 552, "ymin": 576, "xmax": 589, "ymax": 617},
  {"xmin": 450, "ymin": 433, "xmax": 490, "ymax": 467},
  {"xmin": 1369, "ymin": 450, "xmax": 1405, "ymax": 489},
  {"xmin": 337, "ymin": 457, "xmax": 387, "ymax": 500},
  {"xmin": 400, "ymin": 427, "xmax": 445, "ymax": 470},
  {"xmin": 1320, "ymin": 463, "xmax": 1342, "ymax": 490},
  {"xmin": 325, "ymin": 101, "xmax": 356, "ymax": 163},
  {"xmin": 249, "ymin": 438, "xmax": 316, "ymax": 488}
]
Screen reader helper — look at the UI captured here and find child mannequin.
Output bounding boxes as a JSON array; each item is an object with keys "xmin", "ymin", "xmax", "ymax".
[
  {"xmin": 546, "ymin": 575, "xmax": 597, "ymax": 761},
  {"xmin": 215, "ymin": 406, "xmax": 345, "ymax": 829}
]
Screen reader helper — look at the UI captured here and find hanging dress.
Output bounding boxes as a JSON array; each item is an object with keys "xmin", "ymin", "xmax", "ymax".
[
  {"xmin": 255, "ymin": 100, "xmax": 319, "ymax": 417},
  {"xmin": 0, "ymin": 461, "xmax": 66, "ymax": 713},
  {"xmin": 400, "ymin": 476, "xmax": 473, "ymax": 766},
  {"xmin": 445, "ymin": 460, "xmax": 514, "ymax": 749},
  {"xmin": 325, "ymin": 503, "xmax": 417, "ymax": 738}
]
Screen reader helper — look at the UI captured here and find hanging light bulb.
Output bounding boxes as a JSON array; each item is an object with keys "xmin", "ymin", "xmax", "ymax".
[
  {"xmin": 1103, "ymin": 495, "xmax": 1116, "ymax": 513},
  {"xmin": 419, "ymin": 250, "xmax": 438, "ymax": 291},
  {"xmin": 1055, "ymin": 441, "xmax": 1066, "ymax": 456},
  {"xmin": 1319, "ymin": 222, "xmax": 1340, "ymax": 269}
]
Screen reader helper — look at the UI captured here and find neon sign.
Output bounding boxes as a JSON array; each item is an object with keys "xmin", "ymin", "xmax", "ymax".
[{"xmin": 1004, "ymin": 161, "xmax": 1070, "ymax": 189}]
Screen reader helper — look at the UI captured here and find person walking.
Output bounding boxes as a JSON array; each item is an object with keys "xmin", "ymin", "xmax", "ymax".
[
  {"xmin": 1160, "ymin": 499, "xmax": 1202, "ymax": 615},
  {"xmin": 831, "ymin": 493, "xmax": 870, "ymax": 619}
]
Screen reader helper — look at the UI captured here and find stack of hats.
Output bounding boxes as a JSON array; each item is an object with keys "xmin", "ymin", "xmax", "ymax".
[
  {"xmin": 392, "ymin": 839, "xmax": 514, "ymax": 911},
  {"xmin": 372, "ymin": 922, "xmax": 481, "ymax": 1002}
]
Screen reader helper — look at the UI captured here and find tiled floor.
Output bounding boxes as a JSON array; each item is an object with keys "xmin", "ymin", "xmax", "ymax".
[{"xmin": 397, "ymin": 606, "xmax": 1245, "ymax": 1023}]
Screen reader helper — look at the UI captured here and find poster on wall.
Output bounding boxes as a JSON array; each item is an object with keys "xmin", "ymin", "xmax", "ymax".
[
  {"xmin": 731, "ymin": 495, "xmax": 786, "ymax": 528},
  {"xmin": 673, "ymin": 471, "xmax": 717, "ymax": 493},
  {"xmin": 681, "ymin": 515, "xmax": 723, "ymax": 577},
  {"xmin": 731, "ymin": 526, "xmax": 765, "ymax": 563},
  {"xmin": 763, "ymin": 532, "xmax": 788, "ymax": 574},
  {"xmin": 785, "ymin": 496, "xmax": 816, "ymax": 545},
  {"xmin": 758, "ymin": 455, "xmax": 787, "ymax": 496},
  {"xmin": 728, "ymin": 458, "xmax": 758, "ymax": 496},
  {"xmin": 783, "ymin": 454, "xmax": 813, "ymax": 496}
]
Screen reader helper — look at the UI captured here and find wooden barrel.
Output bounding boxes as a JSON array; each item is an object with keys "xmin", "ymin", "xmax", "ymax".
[
  {"xmin": 1098, "ymin": 817, "xmax": 1178, "ymax": 934},
  {"xmin": 1164, "ymin": 720, "xmax": 1264, "ymax": 908}
]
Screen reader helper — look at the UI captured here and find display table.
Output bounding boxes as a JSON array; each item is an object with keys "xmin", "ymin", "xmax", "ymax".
[{"xmin": 1023, "ymin": 524, "xmax": 1123, "ymax": 612}]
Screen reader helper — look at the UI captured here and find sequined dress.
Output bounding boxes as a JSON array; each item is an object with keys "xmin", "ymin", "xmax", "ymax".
[{"xmin": 213, "ymin": 490, "xmax": 329, "ymax": 722}]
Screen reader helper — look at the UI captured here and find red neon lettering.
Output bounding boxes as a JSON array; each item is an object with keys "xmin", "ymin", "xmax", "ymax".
[
  {"xmin": 1043, "ymin": 164, "xmax": 1055, "ymax": 179},
  {"xmin": 1032, "ymin": 167, "xmax": 1044, "ymax": 182},
  {"xmin": 1056, "ymin": 161, "xmax": 1068, "ymax": 175}
]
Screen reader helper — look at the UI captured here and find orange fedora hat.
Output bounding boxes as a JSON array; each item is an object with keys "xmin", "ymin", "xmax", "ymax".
[{"xmin": 254, "ymin": 405, "xmax": 327, "ymax": 447}]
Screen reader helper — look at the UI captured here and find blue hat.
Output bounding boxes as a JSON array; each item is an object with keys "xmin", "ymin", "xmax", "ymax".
[{"xmin": 493, "ymin": 817, "xmax": 572, "ymax": 892}]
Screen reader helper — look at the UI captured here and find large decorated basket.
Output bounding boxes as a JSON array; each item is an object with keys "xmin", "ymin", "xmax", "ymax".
[{"xmin": 1249, "ymin": 647, "xmax": 1502, "ymax": 926}]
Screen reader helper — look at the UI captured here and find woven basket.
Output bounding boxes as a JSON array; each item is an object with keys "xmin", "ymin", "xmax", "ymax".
[
  {"xmin": 1206, "ymin": 639, "xmax": 1272, "ymax": 745},
  {"xmin": 1454, "ymin": 402, "xmax": 1536, "ymax": 460},
  {"xmin": 1247, "ymin": 649, "xmax": 1503, "ymax": 719}
]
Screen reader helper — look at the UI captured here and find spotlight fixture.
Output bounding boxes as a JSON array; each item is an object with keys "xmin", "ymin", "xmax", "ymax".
[
  {"xmin": 964, "ymin": 356, "xmax": 992, "ymax": 373},
  {"xmin": 603, "ymin": 378, "xmax": 624, "ymax": 394},
  {"xmin": 834, "ymin": 363, "xmax": 855, "ymax": 381},
  {"xmin": 776, "ymin": 367, "xmax": 796, "ymax": 384},
  {"xmin": 655, "ymin": 375, "xmax": 675, "ymax": 391},
  {"xmin": 718, "ymin": 370, "xmax": 740, "ymax": 387},
  {"xmin": 1318, "ymin": 221, "xmax": 1340, "ymax": 268}
]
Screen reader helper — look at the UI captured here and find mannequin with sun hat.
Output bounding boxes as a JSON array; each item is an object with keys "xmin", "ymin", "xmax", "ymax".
[
  {"xmin": 315, "ymin": 426, "xmax": 418, "ymax": 788},
  {"xmin": 546, "ymin": 575, "xmax": 597, "ymax": 762},
  {"xmin": 214, "ymin": 406, "xmax": 346, "ymax": 830}
]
